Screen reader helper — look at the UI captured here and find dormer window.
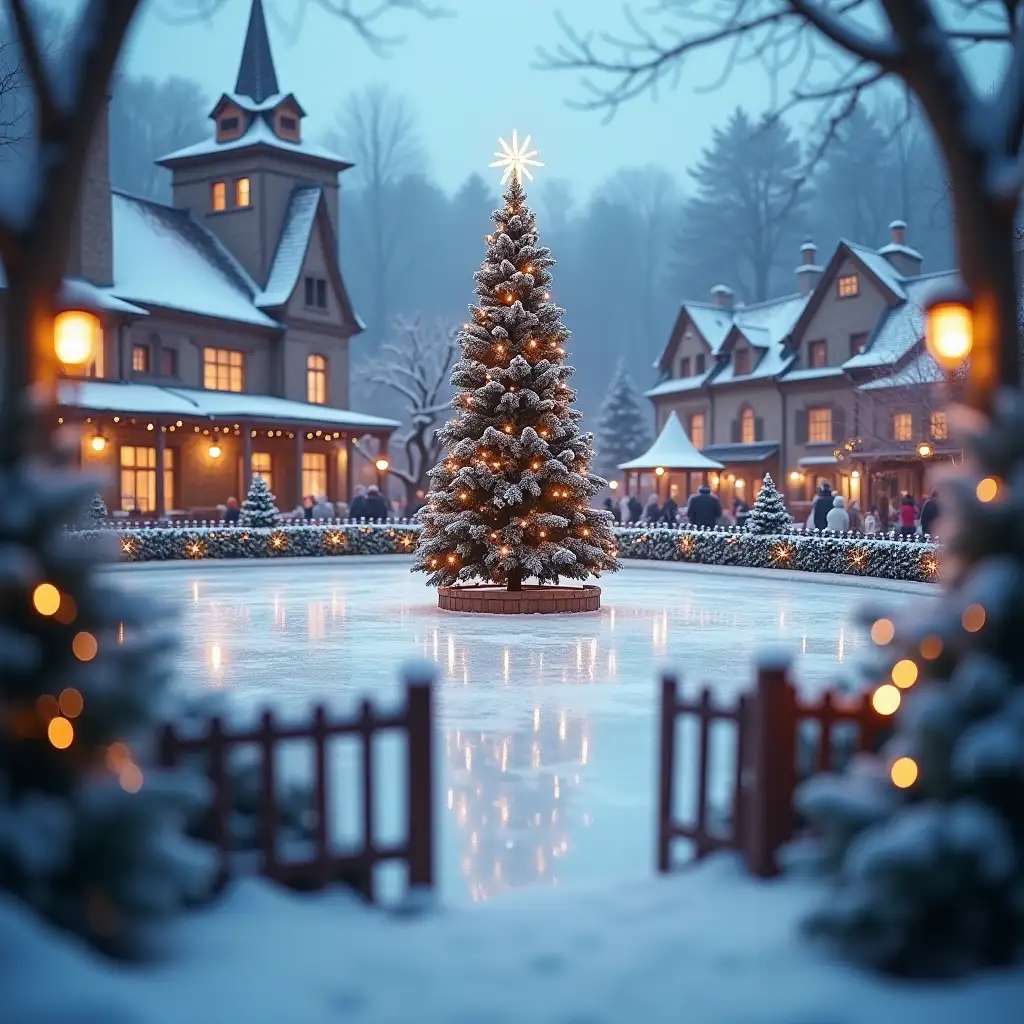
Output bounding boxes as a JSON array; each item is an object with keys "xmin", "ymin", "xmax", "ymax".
[
  {"xmin": 235, "ymin": 177, "xmax": 251, "ymax": 208},
  {"xmin": 695, "ymin": 353, "xmax": 706, "ymax": 374},
  {"xmin": 281, "ymin": 116, "xmax": 297, "ymax": 132},
  {"xmin": 837, "ymin": 274, "xmax": 859, "ymax": 298},
  {"xmin": 220, "ymin": 116, "xmax": 239, "ymax": 132},
  {"xmin": 211, "ymin": 181, "xmax": 226, "ymax": 213},
  {"xmin": 215, "ymin": 110, "xmax": 245, "ymax": 143},
  {"xmin": 734, "ymin": 348, "xmax": 751, "ymax": 376},
  {"xmin": 808, "ymin": 340, "xmax": 827, "ymax": 368},
  {"xmin": 276, "ymin": 109, "xmax": 300, "ymax": 141},
  {"xmin": 680, "ymin": 356, "xmax": 690, "ymax": 378}
]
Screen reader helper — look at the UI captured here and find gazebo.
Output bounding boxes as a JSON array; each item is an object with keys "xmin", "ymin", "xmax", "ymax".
[{"xmin": 618, "ymin": 411, "xmax": 725, "ymax": 504}]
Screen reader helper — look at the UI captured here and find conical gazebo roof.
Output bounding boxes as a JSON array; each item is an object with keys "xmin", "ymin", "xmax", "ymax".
[{"xmin": 618, "ymin": 411, "xmax": 724, "ymax": 471}]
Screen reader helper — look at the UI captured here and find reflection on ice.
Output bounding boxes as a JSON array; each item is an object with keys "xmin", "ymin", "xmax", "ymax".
[{"xmin": 113, "ymin": 560, "xmax": 925, "ymax": 901}]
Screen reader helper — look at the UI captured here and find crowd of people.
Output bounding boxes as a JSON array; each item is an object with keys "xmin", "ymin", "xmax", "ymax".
[
  {"xmin": 601, "ymin": 481, "xmax": 941, "ymax": 538},
  {"xmin": 808, "ymin": 483, "xmax": 940, "ymax": 538}
]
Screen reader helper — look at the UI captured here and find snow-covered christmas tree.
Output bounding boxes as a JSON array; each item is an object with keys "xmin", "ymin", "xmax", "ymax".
[
  {"xmin": 82, "ymin": 492, "xmax": 108, "ymax": 530},
  {"xmin": 595, "ymin": 358, "xmax": 653, "ymax": 479},
  {"xmin": 240, "ymin": 474, "xmax": 280, "ymax": 527},
  {"xmin": 745, "ymin": 473, "xmax": 791, "ymax": 534},
  {"xmin": 0, "ymin": 412, "xmax": 209, "ymax": 957},
  {"xmin": 413, "ymin": 132, "xmax": 618, "ymax": 592},
  {"xmin": 796, "ymin": 389, "xmax": 1024, "ymax": 976}
]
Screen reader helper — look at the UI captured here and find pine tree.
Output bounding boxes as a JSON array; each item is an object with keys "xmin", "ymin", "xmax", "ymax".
[
  {"xmin": 745, "ymin": 473, "xmax": 791, "ymax": 534},
  {"xmin": 82, "ymin": 493, "xmax": 108, "ymax": 530},
  {"xmin": 240, "ymin": 474, "xmax": 280, "ymax": 527},
  {"xmin": 413, "ymin": 176, "xmax": 619, "ymax": 590},
  {"xmin": 796, "ymin": 389, "xmax": 1024, "ymax": 977},
  {"xmin": 595, "ymin": 358, "xmax": 653, "ymax": 479},
  {"xmin": 0, "ymin": 415, "xmax": 209, "ymax": 957}
]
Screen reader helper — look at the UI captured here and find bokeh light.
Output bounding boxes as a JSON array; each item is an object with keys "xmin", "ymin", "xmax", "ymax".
[
  {"xmin": 870, "ymin": 618, "xmax": 895, "ymax": 645},
  {"xmin": 976, "ymin": 477, "xmax": 999, "ymax": 503},
  {"xmin": 32, "ymin": 583, "xmax": 60, "ymax": 616},
  {"xmin": 72, "ymin": 631, "xmax": 98, "ymax": 661},
  {"xmin": 919, "ymin": 634, "xmax": 943, "ymax": 660},
  {"xmin": 872, "ymin": 684, "xmax": 901, "ymax": 716},
  {"xmin": 120, "ymin": 764, "xmax": 144, "ymax": 793},
  {"xmin": 58, "ymin": 688, "xmax": 84, "ymax": 718},
  {"xmin": 47, "ymin": 716, "xmax": 74, "ymax": 749},
  {"xmin": 890, "ymin": 756, "xmax": 919, "ymax": 789},
  {"xmin": 891, "ymin": 660, "xmax": 919, "ymax": 689},
  {"xmin": 962, "ymin": 604, "xmax": 986, "ymax": 633}
]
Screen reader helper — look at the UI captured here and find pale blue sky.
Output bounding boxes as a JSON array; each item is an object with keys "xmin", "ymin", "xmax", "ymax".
[{"xmin": 108, "ymin": 0, "xmax": 774, "ymax": 198}]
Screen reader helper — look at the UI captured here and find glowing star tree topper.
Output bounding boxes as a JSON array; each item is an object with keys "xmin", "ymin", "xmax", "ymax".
[
  {"xmin": 412, "ymin": 138, "xmax": 618, "ymax": 593},
  {"xmin": 489, "ymin": 128, "xmax": 544, "ymax": 185}
]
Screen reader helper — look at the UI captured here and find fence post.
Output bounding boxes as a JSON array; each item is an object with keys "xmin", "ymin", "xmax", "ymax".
[
  {"xmin": 656, "ymin": 673, "xmax": 678, "ymax": 874},
  {"xmin": 743, "ymin": 654, "xmax": 798, "ymax": 878},
  {"xmin": 207, "ymin": 715, "xmax": 231, "ymax": 890},
  {"xmin": 404, "ymin": 661, "xmax": 436, "ymax": 891},
  {"xmin": 258, "ymin": 709, "xmax": 279, "ymax": 879}
]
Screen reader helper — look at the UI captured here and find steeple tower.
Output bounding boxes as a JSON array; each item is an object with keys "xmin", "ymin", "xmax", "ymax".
[{"xmin": 234, "ymin": 0, "xmax": 279, "ymax": 103}]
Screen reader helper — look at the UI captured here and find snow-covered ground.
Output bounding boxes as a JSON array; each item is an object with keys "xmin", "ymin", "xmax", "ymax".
[
  {"xmin": 114, "ymin": 558, "xmax": 930, "ymax": 903},
  {"xmin": 6, "ymin": 854, "xmax": 1022, "ymax": 1024}
]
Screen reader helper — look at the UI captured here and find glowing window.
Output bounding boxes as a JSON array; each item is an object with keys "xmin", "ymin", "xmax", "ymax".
[{"xmin": 203, "ymin": 348, "xmax": 244, "ymax": 392}]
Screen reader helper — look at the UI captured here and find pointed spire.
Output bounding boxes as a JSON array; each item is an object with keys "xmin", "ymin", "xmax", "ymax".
[{"xmin": 235, "ymin": 0, "xmax": 279, "ymax": 103}]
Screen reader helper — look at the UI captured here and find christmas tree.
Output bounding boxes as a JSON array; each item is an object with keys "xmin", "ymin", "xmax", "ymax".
[
  {"xmin": 796, "ymin": 389, "xmax": 1024, "ymax": 976},
  {"xmin": 0, "ymin": 413, "xmax": 209, "ymax": 957},
  {"xmin": 414, "ymin": 139, "xmax": 618, "ymax": 591},
  {"xmin": 82, "ymin": 492, "xmax": 108, "ymax": 530},
  {"xmin": 745, "ymin": 473, "xmax": 791, "ymax": 534},
  {"xmin": 594, "ymin": 357, "xmax": 653, "ymax": 480},
  {"xmin": 240, "ymin": 474, "xmax": 280, "ymax": 527}
]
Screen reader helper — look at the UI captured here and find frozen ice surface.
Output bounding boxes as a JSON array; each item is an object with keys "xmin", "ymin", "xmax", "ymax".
[{"xmin": 114, "ymin": 558, "xmax": 928, "ymax": 904}]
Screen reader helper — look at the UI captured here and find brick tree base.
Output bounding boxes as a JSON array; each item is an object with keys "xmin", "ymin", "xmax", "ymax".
[{"xmin": 437, "ymin": 585, "xmax": 601, "ymax": 615}]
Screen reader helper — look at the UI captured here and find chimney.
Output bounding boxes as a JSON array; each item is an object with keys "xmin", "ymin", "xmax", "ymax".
[
  {"xmin": 795, "ymin": 237, "xmax": 823, "ymax": 296},
  {"xmin": 67, "ymin": 97, "xmax": 114, "ymax": 287},
  {"xmin": 710, "ymin": 284, "xmax": 735, "ymax": 310},
  {"xmin": 879, "ymin": 218, "xmax": 923, "ymax": 278}
]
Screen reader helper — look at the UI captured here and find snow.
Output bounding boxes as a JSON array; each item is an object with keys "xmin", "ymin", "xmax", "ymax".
[
  {"xmin": 4, "ymin": 853, "xmax": 1022, "ymax": 1024},
  {"xmin": 879, "ymin": 243, "xmax": 924, "ymax": 260},
  {"xmin": 619, "ymin": 411, "xmax": 724, "ymax": 470},
  {"xmin": 860, "ymin": 350, "xmax": 946, "ymax": 389},
  {"xmin": 844, "ymin": 241, "xmax": 908, "ymax": 300},
  {"xmin": 0, "ymin": 268, "xmax": 147, "ymax": 316},
  {"xmin": 645, "ymin": 374, "xmax": 711, "ymax": 397},
  {"xmin": 257, "ymin": 186, "xmax": 323, "ymax": 308},
  {"xmin": 110, "ymin": 193, "xmax": 279, "ymax": 327},
  {"xmin": 58, "ymin": 379, "xmax": 400, "ymax": 430},
  {"xmin": 157, "ymin": 116, "xmax": 350, "ymax": 169},
  {"xmin": 783, "ymin": 365, "xmax": 847, "ymax": 382}
]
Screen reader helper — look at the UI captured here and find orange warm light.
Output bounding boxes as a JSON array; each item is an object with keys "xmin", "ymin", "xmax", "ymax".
[
  {"xmin": 890, "ymin": 756, "xmax": 919, "ymax": 789},
  {"xmin": 872, "ymin": 684, "xmax": 901, "ymax": 716},
  {"xmin": 32, "ymin": 583, "xmax": 61, "ymax": 616},
  {"xmin": 54, "ymin": 309, "xmax": 100, "ymax": 369},
  {"xmin": 925, "ymin": 299, "xmax": 973, "ymax": 367},
  {"xmin": 375, "ymin": 458, "xmax": 390, "ymax": 473}
]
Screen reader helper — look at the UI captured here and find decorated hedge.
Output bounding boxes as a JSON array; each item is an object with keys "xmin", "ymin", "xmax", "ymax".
[{"xmin": 67, "ymin": 521, "xmax": 941, "ymax": 583}]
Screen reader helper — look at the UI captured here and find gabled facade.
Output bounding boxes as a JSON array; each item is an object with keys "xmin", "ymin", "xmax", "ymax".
[
  {"xmin": 645, "ymin": 222, "xmax": 957, "ymax": 520},
  {"xmin": 0, "ymin": 0, "xmax": 395, "ymax": 519}
]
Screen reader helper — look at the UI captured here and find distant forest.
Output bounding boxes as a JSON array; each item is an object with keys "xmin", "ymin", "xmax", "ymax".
[{"xmin": 0, "ymin": 9, "xmax": 954, "ymax": 419}]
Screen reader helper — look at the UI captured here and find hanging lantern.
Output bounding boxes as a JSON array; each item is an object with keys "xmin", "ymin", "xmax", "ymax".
[
  {"xmin": 916, "ymin": 442, "xmax": 934, "ymax": 459},
  {"xmin": 375, "ymin": 458, "xmax": 390, "ymax": 473},
  {"xmin": 208, "ymin": 443, "xmax": 222, "ymax": 459},
  {"xmin": 54, "ymin": 310, "xmax": 101, "ymax": 372},
  {"xmin": 90, "ymin": 430, "xmax": 106, "ymax": 453},
  {"xmin": 925, "ymin": 284, "xmax": 973, "ymax": 369}
]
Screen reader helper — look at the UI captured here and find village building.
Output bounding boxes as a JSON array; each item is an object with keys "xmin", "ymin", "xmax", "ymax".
[
  {"xmin": 0, "ymin": 0, "xmax": 397, "ymax": 519},
  {"xmin": 644, "ymin": 223, "xmax": 956, "ymax": 521}
]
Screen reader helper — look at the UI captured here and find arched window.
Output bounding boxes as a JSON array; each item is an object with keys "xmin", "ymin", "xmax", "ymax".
[
  {"xmin": 740, "ymin": 406, "xmax": 756, "ymax": 444},
  {"xmin": 307, "ymin": 354, "xmax": 328, "ymax": 405}
]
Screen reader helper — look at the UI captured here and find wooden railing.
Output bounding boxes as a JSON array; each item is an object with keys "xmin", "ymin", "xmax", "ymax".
[
  {"xmin": 657, "ymin": 658, "xmax": 888, "ymax": 878},
  {"xmin": 158, "ymin": 664, "xmax": 435, "ymax": 902}
]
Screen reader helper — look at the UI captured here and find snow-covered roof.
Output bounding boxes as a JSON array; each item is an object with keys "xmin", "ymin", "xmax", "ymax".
[
  {"xmin": 618, "ymin": 411, "xmax": 724, "ymax": 471},
  {"xmin": 711, "ymin": 294, "xmax": 807, "ymax": 386},
  {"xmin": 859, "ymin": 350, "xmax": 946, "ymax": 389},
  {"xmin": 110, "ymin": 192, "xmax": 279, "ymax": 328},
  {"xmin": 258, "ymin": 186, "xmax": 322, "ymax": 308},
  {"xmin": 59, "ymin": 380, "xmax": 400, "ymax": 430},
  {"xmin": 843, "ymin": 241, "xmax": 907, "ymax": 299},
  {"xmin": 645, "ymin": 373, "xmax": 711, "ymax": 398},
  {"xmin": 798, "ymin": 455, "xmax": 839, "ymax": 467},
  {"xmin": 878, "ymin": 243, "xmax": 923, "ymax": 261},
  {"xmin": 0, "ymin": 267, "xmax": 148, "ymax": 316},
  {"xmin": 701, "ymin": 442, "xmax": 778, "ymax": 464},
  {"xmin": 843, "ymin": 271, "xmax": 957, "ymax": 370},
  {"xmin": 781, "ymin": 365, "xmax": 847, "ymax": 383},
  {"xmin": 158, "ymin": 115, "xmax": 350, "ymax": 169}
]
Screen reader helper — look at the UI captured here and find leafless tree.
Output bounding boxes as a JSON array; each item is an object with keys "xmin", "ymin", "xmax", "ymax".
[
  {"xmin": 355, "ymin": 316, "xmax": 459, "ymax": 499},
  {"xmin": 539, "ymin": 0, "xmax": 1024, "ymax": 410},
  {"xmin": 0, "ymin": 0, "xmax": 443, "ymax": 462},
  {"xmin": 325, "ymin": 84, "xmax": 424, "ymax": 346}
]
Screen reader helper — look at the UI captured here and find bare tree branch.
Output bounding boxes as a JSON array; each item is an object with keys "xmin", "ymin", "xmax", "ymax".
[{"xmin": 6, "ymin": 0, "xmax": 57, "ymax": 133}]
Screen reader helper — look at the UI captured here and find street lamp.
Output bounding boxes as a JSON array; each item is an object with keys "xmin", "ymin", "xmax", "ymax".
[
  {"xmin": 917, "ymin": 442, "xmax": 934, "ymax": 459},
  {"xmin": 375, "ymin": 457, "xmax": 389, "ymax": 490},
  {"xmin": 90, "ymin": 430, "xmax": 106, "ymax": 453},
  {"xmin": 608, "ymin": 480, "xmax": 619, "ymax": 491},
  {"xmin": 208, "ymin": 443, "xmax": 222, "ymax": 460},
  {"xmin": 925, "ymin": 286, "xmax": 973, "ymax": 370},
  {"xmin": 54, "ymin": 309, "xmax": 101, "ymax": 374}
]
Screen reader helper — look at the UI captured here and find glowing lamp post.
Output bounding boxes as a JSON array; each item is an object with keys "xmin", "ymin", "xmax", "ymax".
[
  {"xmin": 375, "ymin": 457, "xmax": 389, "ymax": 490},
  {"xmin": 54, "ymin": 309, "xmax": 101, "ymax": 374},
  {"xmin": 925, "ymin": 289, "xmax": 973, "ymax": 370}
]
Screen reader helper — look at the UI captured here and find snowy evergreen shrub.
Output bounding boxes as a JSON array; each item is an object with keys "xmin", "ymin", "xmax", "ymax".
[
  {"xmin": 595, "ymin": 358, "xmax": 653, "ymax": 479},
  {"xmin": 240, "ymin": 474, "xmax": 281, "ymax": 528},
  {"xmin": 796, "ymin": 389, "xmax": 1024, "ymax": 977},
  {"xmin": 746, "ymin": 473, "xmax": 792, "ymax": 534},
  {"xmin": 414, "ymin": 175, "xmax": 619, "ymax": 589},
  {"xmin": 81, "ymin": 493, "xmax": 108, "ymax": 529},
  {"xmin": 0, "ymin": 417, "xmax": 210, "ymax": 958}
]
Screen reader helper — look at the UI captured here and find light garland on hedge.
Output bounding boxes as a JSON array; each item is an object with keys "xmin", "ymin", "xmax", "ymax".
[{"xmin": 65, "ymin": 523, "xmax": 941, "ymax": 583}]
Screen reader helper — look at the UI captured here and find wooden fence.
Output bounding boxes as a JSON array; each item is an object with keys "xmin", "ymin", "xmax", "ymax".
[
  {"xmin": 158, "ymin": 665, "xmax": 434, "ymax": 902},
  {"xmin": 657, "ymin": 658, "xmax": 889, "ymax": 878}
]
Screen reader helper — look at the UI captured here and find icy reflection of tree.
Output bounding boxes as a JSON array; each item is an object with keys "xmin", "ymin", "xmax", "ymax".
[{"xmin": 444, "ymin": 708, "xmax": 591, "ymax": 902}]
